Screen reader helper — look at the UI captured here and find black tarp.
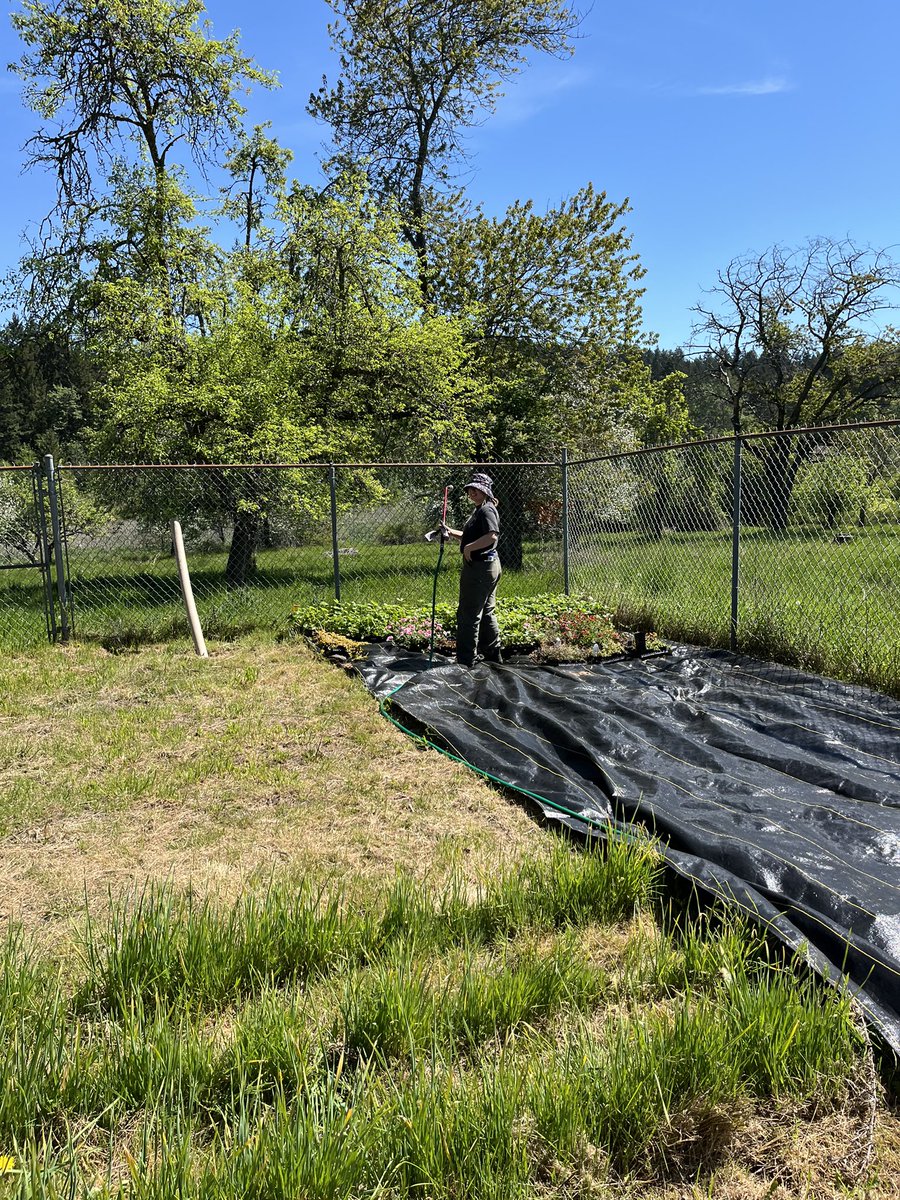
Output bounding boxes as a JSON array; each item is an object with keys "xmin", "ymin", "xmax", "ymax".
[{"xmin": 358, "ymin": 645, "xmax": 900, "ymax": 1055}]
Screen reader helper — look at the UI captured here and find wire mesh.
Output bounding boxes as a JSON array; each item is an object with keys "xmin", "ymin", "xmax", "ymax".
[
  {"xmin": 56, "ymin": 464, "xmax": 333, "ymax": 645},
  {"xmin": 737, "ymin": 423, "xmax": 900, "ymax": 693},
  {"xmin": 568, "ymin": 439, "xmax": 736, "ymax": 644},
  {"xmin": 0, "ymin": 465, "xmax": 49, "ymax": 650},
  {"xmin": 332, "ymin": 462, "xmax": 563, "ymax": 609},
  {"xmin": 55, "ymin": 462, "xmax": 564, "ymax": 645},
  {"xmin": 569, "ymin": 421, "xmax": 900, "ymax": 696}
]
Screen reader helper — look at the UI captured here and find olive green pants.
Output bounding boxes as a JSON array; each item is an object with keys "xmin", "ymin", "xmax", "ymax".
[{"xmin": 456, "ymin": 557, "xmax": 502, "ymax": 666}]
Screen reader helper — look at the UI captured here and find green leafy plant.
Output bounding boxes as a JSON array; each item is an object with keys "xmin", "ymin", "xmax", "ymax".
[{"xmin": 287, "ymin": 593, "xmax": 659, "ymax": 663}]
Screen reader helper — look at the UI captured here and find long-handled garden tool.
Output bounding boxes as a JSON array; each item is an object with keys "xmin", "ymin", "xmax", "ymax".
[{"xmin": 424, "ymin": 485, "xmax": 450, "ymax": 663}]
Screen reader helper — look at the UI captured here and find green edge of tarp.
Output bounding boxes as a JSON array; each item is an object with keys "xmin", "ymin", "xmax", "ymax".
[{"xmin": 378, "ymin": 678, "xmax": 629, "ymax": 840}]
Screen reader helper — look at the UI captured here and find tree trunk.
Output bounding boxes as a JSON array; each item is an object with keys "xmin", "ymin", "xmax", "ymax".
[
  {"xmin": 226, "ymin": 508, "xmax": 260, "ymax": 588},
  {"xmin": 502, "ymin": 474, "xmax": 525, "ymax": 571},
  {"xmin": 760, "ymin": 440, "xmax": 800, "ymax": 532}
]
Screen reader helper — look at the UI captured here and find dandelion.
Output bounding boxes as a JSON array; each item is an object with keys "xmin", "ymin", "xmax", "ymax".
[{"xmin": 0, "ymin": 1156, "xmax": 16, "ymax": 1174}]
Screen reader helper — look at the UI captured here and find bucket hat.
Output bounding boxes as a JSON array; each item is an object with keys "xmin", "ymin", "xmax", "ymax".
[{"xmin": 463, "ymin": 472, "xmax": 494, "ymax": 500}]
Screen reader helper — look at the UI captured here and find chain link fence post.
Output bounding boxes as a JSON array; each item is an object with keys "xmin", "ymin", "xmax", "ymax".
[
  {"xmin": 43, "ymin": 454, "xmax": 70, "ymax": 642},
  {"xmin": 329, "ymin": 464, "xmax": 342, "ymax": 602},
  {"xmin": 561, "ymin": 447, "xmax": 570, "ymax": 596},
  {"xmin": 32, "ymin": 462, "xmax": 57, "ymax": 643},
  {"xmin": 730, "ymin": 435, "xmax": 742, "ymax": 652}
]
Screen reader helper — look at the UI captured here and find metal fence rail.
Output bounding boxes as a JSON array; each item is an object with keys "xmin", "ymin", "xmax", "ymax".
[{"xmin": 4, "ymin": 423, "xmax": 900, "ymax": 695}]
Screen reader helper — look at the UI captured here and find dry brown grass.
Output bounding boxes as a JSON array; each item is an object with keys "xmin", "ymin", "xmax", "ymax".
[{"xmin": 0, "ymin": 636, "xmax": 543, "ymax": 941}]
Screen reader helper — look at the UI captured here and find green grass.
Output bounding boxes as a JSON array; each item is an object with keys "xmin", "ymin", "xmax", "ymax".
[
  {"xmin": 0, "ymin": 637, "xmax": 894, "ymax": 1196},
  {"xmin": 0, "ymin": 858, "xmax": 867, "ymax": 1197},
  {"xmin": 571, "ymin": 524, "xmax": 900, "ymax": 693}
]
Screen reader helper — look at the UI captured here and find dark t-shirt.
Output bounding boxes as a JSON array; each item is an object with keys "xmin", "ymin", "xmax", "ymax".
[{"xmin": 460, "ymin": 501, "xmax": 500, "ymax": 562}]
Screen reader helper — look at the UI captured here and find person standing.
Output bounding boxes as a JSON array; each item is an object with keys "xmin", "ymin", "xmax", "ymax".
[{"xmin": 442, "ymin": 472, "xmax": 502, "ymax": 667}]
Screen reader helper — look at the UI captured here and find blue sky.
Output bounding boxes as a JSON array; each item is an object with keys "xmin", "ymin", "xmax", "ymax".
[{"xmin": 1, "ymin": 0, "xmax": 898, "ymax": 347}]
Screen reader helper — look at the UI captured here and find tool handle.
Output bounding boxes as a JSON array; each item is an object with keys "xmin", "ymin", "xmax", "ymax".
[{"xmin": 440, "ymin": 486, "xmax": 449, "ymax": 541}]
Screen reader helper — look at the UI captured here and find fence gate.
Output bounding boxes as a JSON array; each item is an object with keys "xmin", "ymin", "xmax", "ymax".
[{"xmin": 0, "ymin": 461, "xmax": 62, "ymax": 646}]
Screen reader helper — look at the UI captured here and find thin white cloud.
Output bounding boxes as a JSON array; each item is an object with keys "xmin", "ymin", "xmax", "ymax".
[
  {"xmin": 492, "ymin": 68, "xmax": 592, "ymax": 126},
  {"xmin": 695, "ymin": 76, "xmax": 793, "ymax": 96}
]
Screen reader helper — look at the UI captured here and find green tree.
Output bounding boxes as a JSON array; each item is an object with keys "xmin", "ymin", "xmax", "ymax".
[
  {"xmin": 10, "ymin": 0, "xmax": 275, "ymax": 327},
  {"xmin": 309, "ymin": 0, "xmax": 580, "ymax": 294},
  {"xmin": 220, "ymin": 124, "xmax": 293, "ymax": 254},
  {"xmin": 0, "ymin": 316, "xmax": 102, "ymax": 460},
  {"xmin": 693, "ymin": 238, "xmax": 900, "ymax": 435},
  {"xmin": 792, "ymin": 451, "xmax": 872, "ymax": 530},
  {"xmin": 91, "ymin": 174, "xmax": 483, "ymax": 581},
  {"xmin": 431, "ymin": 185, "xmax": 655, "ymax": 565}
]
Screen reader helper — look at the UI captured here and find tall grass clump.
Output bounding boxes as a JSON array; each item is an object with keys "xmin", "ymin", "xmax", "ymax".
[
  {"xmin": 338, "ymin": 936, "xmax": 606, "ymax": 1061},
  {"xmin": 519, "ymin": 832, "xmax": 661, "ymax": 928},
  {"xmin": 529, "ymin": 966, "xmax": 862, "ymax": 1177},
  {"xmin": 80, "ymin": 879, "xmax": 366, "ymax": 1013},
  {"xmin": 200, "ymin": 1063, "xmax": 377, "ymax": 1200},
  {"xmin": 621, "ymin": 909, "xmax": 770, "ymax": 999},
  {"xmin": 432, "ymin": 834, "xmax": 661, "ymax": 949},
  {"xmin": 720, "ymin": 968, "xmax": 862, "ymax": 1096},
  {"xmin": 76, "ymin": 998, "xmax": 218, "ymax": 1122},
  {"xmin": 339, "ymin": 945, "xmax": 437, "ymax": 1061},
  {"xmin": 211, "ymin": 989, "xmax": 318, "ymax": 1112},
  {"xmin": 0, "ymin": 931, "xmax": 73, "ymax": 1142},
  {"xmin": 449, "ymin": 937, "xmax": 605, "ymax": 1050},
  {"xmin": 373, "ymin": 1053, "xmax": 531, "ymax": 1200}
]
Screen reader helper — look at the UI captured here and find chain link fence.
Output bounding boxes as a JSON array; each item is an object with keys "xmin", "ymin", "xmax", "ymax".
[
  {"xmin": 5, "ymin": 424, "xmax": 900, "ymax": 694},
  {"xmin": 48, "ymin": 461, "xmax": 562, "ymax": 646},
  {"xmin": 568, "ymin": 420, "xmax": 900, "ymax": 693},
  {"xmin": 568, "ymin": 437, "xmax": 736, "ymax": 645}
]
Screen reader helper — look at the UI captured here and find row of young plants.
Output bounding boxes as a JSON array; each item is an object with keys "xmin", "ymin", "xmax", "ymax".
[
  {"xmin": 0, "ymin": 839, "xmax": 865, "ymax": 1197},
  {"xmin": 288, "ymin": 593, "xmax": 658, "ymax": 660}
]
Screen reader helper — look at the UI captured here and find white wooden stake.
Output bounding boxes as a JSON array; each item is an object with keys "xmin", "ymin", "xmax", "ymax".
[{"xmin": 170, "ymin": 519, "xmax": 208, "ymax": 658}]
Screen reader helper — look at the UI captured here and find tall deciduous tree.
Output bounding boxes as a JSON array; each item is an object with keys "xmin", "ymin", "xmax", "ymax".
[
  {"xmin": 692, "ymin": 237, "xmax": 900, "ymax": 527},
  {"xmin": 309, "ymin": 0, "xmax": 580, "ymax": 294},
  {"xmin": 693, "ymin": 238, "xmax": 900, "ymax": 436},
  {"xmin": 10, "ymin": 0, "xmax": 275, "ymax": 325},
  {"xmin": 92, "ymin": 173, "xmax": 483, "ymax": 581},
  {"xmin": 432, "ymin": 185, "xmax": 656, "ymax": 565}
]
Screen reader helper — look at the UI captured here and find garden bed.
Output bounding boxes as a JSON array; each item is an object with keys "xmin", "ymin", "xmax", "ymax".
[{"xmin": 288, "ymin": 593, "xmax": 666, "ymax": 664}]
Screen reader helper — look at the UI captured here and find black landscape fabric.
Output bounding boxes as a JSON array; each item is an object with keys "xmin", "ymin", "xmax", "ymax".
[{"xmin": 358, "ymin": 645, "xmax": 900, "ymax": 1055}]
